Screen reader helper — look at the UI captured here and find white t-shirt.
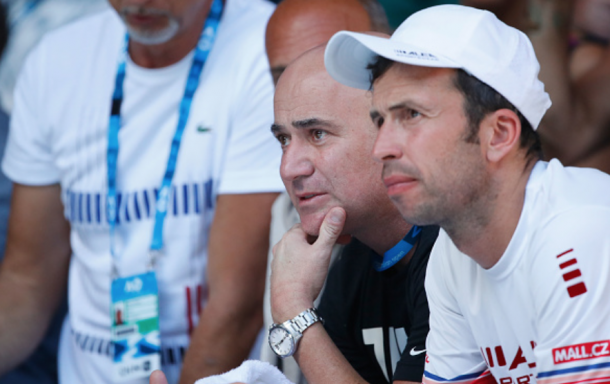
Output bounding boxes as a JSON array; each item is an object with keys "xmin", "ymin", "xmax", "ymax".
[
  {"xmin": 2, "ymin": 0, "xmax": 283, "ymax": 382},
  {"xmin": 424, "ymin": 160, "xmax": 610, "ymax": 384}
]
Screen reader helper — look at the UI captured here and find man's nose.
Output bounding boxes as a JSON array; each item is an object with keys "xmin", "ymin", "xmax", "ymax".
[
  {"xmin": 373, "ymin": 122, "xmax": 403, "ymax": 163},
  {"xmin": 280, "ymin": 144, "xmax": 315, "ymax": 182}
]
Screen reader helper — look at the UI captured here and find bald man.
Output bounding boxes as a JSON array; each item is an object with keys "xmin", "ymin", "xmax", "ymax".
[
  {"xmin": 269, "ymin": 44, "xmax": 436, "ymax": 384},
  {"xmin": 261, "ymin": 1, "xmax": 392, "ymax": 382}
]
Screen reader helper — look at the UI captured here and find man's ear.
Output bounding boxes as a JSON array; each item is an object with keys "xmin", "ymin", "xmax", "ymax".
[{"xmin": 481, "ymin": 109, "xmax": 521, "ymax": 163}]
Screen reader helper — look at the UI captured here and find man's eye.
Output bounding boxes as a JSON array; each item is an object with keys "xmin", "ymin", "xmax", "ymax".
[
  {"xmin": 276, "ymin": 135, "xmax": 290, "ymax": 146},
  {"xmin": 410, "ymin": 109, "xmax": 421, "ymax": 119},
  {"xmin": 312, "ymin": 130, "xmax": 326, "ymax": 141},
  {"xmin": 374, "ymin": 116, "xmax": 385, "ymax": 129}
]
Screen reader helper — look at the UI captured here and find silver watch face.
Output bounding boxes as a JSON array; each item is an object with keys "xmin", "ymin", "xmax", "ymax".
[{"xmin": 268, "ymin": 325, "xmax": 296, "ymax": 357}]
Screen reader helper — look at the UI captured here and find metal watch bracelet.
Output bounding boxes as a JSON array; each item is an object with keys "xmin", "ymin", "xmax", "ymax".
[{"xmin": 288, "ymin": 307, "xmax": 322, "ymax": 334}]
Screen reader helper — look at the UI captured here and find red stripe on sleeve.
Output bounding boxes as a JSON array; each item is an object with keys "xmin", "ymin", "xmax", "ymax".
[
  {"xmin": 567, "ymin": 282, "xmax": 587, "ymax": 298},
  {"xmin": 563, "ymin": 269, "xmax": 582, "ymax": 282},
  {"xmin": 560, "ymin": 259, "xmax": 578, "ymax": 269},
  {"xmin": 556, "ymin": 249, "xmax": 574, "ymax": 258}
]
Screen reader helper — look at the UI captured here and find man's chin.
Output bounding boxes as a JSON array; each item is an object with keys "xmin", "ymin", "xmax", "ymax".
[
  {"xmin": 300, "ymin": 216, "xmax": 324, "ymax": 237},
  {"xmin": 299, "ymin": 209, "xmax": 351, "ymax": 239}
]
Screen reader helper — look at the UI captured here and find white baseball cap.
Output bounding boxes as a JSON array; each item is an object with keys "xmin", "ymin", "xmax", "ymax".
[{"xmin": 324, "ymin": 4, "xmax": 552, "ymax": 129}]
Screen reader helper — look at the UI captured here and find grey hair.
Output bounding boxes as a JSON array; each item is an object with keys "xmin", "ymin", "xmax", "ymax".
[{"xmin": 357, "ymin": 0, "xmax": 391, "ymax": 33}]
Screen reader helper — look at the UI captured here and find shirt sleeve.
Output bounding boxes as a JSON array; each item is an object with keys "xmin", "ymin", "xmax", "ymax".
[
  {"xmin": 2, "ymin": 41, "xmax": 61, "ymax": 185},
  {"xmin": 216, "ymin": 35, "xmax": 283, "ymax": 195},
  {"xmin": 423, "ymin": 235, "xmax": 489, "ymax": 384},
  {"xmin": 529, "ymin": 207, "xmax": 610, "ymax": 384}
]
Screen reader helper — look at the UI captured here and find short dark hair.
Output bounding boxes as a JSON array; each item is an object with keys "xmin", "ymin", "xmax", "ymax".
[{"xmin": 367, "ymin": 56, "xmax": 542, "ymax": 164}]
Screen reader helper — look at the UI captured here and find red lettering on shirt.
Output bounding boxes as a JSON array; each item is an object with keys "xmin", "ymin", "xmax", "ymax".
[
  {"xmin": 509, "ymin": 347, "xmax": 528, "ymax": 370},
  {"xmin": 553, "ymin": 340, "xmax": 610, "ymax": 364}
]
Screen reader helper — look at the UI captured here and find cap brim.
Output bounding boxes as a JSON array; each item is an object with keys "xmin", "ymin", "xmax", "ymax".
[{"xmin": 324, "ymin": 31, "xmax": 461, "ymax": 90}]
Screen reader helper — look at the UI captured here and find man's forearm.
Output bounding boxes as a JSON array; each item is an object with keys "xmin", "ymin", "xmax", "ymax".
[
  {"xmin": 0, "ymin": 272, "xmax": 63, "ymax": 374},
  {"xmin": 178, "ymin": 192, "xmax": 278, "ymax": 384},
  {"xmin": 0, "ymin": 183, "xmax": 71, "ymax": 375}
]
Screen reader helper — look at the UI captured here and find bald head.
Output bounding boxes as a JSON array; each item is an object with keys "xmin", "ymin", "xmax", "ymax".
[
  {"xmin": 266, "ymin": 0, "xmax": 388, "ymax": 85},
  {"xmin": 275, "ymin": 46, "xmax": 369, "ymax": 128},
  {"xmin": 273, "ymin": 47, "xmax": 395, "ymax": 236}
]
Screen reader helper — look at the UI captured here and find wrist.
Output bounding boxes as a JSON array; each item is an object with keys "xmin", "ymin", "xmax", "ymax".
[
  {"xmin": 268, "ymin": 308, "xmax": 323, "ymax": 358},
  {"xmin": 271, "ymin": 300, "xmax": 315, "ymax": 324},
  {"xmin": 270, "ymin": 288, "xmax": 315, "ymax": 323}
]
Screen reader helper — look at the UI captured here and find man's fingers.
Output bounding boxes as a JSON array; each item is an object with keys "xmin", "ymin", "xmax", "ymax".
[
  {"xmin": 315, "ymin": 207, "xmax": 346, "ymax": 250},
  {"xmin": 273, "ymin": 223, "xmax": 307, "ymax": 257},
  {"xmin": 149, "ymin": 370, "xmax": 168, "ymax": 384}
]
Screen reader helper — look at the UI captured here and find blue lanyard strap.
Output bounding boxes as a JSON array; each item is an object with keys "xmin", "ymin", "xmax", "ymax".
[
  {"xmin": 372, "ymin": 225, "xmax": 422, "ymax": 272},
  {"xmin": 107, "ymin": 0, "xmax": 223, "ymax": 270}
]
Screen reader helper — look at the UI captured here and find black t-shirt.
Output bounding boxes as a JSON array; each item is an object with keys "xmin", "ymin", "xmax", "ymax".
[{"xmin": 318, "ymin": 226, "xmax": 439, "ymax": 384}]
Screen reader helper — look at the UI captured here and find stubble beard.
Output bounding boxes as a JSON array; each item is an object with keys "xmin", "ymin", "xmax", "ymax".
[{"xmin": 386, "ymin": 150, "xmax": 490, "ymax": 231}]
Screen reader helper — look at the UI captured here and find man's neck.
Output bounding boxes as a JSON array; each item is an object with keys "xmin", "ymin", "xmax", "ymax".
[
  {"xmin": 444, "ymin": 161, "xmax": 536, "ymax": 269},
  {"xmin": 354, "ymin": 209, "xmax": 412, "ymax": 260},
  {"xmin": 128, "ymin": 3, "xmax": 212, "ymax": 69}
]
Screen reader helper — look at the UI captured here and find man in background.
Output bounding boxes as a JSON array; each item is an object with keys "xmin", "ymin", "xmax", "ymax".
[
  {"xmin": 0, "ymin": 4, "xmax": 66, "ymax": 384},
  {"xmin": 0, "ymin": 0, "xmax": 282, "ymax": 383}
]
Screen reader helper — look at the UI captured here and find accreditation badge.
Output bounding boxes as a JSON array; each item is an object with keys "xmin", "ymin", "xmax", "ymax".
[{"xmin": 111, "ymin": 271, "xmax": 161, "ymax": 381}]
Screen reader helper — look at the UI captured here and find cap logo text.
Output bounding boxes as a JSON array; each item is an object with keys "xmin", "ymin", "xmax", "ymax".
[{"xmin": 394, "ymin": 49, "xmax": 438, "ymax": 61}]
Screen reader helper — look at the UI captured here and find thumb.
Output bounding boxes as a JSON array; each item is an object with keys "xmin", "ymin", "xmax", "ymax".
[
  {"xmin": 149, "ymin": 370, "xmax": 168, "ymax": 384},
  {"xmin": 315, "ymin": 207, "xmax": 346, "ymax": 250}
]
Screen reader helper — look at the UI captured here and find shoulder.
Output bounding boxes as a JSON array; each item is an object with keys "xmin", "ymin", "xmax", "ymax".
[
  {"xmin": 37, "ymin": 8, "xmax": 122, "ymax": 54},
  {"xmin": 524, "ymin": 160, "xmax": 610, "ymax": 265},
  {"xmin": 519, "ymin": 164, "xmax": 610, "ymax": 319},
  {"xmin": 224, "ymin": 0, "xmax": 275, "ymax": 25},
  {"xmin": 207, "ymin": 0, "xmax": 275, "ymax": 92},
  {"xmin": 25, "ymin": 8, "xmax": 122, "ymax": 80},
  {"xmin": 218, "ymin": 0, "xmax": 274, "ymax": 47},
  {"xmin": 528, "ymin": 160, "xmax": 610, "ymax": 215}
]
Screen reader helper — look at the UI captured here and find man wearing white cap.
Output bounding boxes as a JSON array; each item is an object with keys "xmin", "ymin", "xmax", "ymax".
[{"xmin": 324, "ymin": 4, "xmax": 610, "ymax": 384}]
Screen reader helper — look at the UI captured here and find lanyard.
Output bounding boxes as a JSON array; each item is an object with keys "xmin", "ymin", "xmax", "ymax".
[
  {"xmin": 107, "ymin": 0, "xmax": 223, "ymax": 275},
  {"xmin": 372, "ymin": 225, "xmax": 422, "ymax": 272}
]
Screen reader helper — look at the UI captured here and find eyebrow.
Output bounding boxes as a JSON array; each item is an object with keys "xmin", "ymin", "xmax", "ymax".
[
  {"xmin": 271, "ymin": 118, "xmax": 337, "ymax": 135},
  {"xmin": 292, "ymin": 118, "xmax": 337, "ymax": 130},
  {"xmin": 389, "ymin": 102, "xmax": 411, "ymax": 112},
  {"xmin": 370, "ymin": 101, "xmax": 430, "ymax": 121},
  {"xmin": 370, "ymin": 103, "xmax": 413, "ymax": 121}
]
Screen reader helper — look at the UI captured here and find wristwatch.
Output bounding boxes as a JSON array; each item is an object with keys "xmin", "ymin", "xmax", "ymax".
[{"xmin": 268, "ymin": 308, "xmax": 322, "ymax": 358}]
